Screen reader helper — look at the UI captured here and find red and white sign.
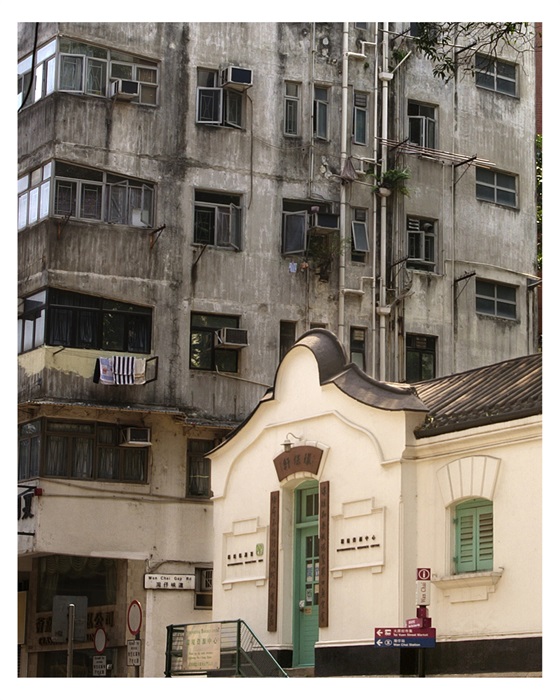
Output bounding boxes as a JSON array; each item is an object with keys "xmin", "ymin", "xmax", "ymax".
[
  {"xmin": 127, "ymin": 599, "xmax": 143, "ymax": 636},
  {"xmin": 406, "ymin": 617, "xmax": 432, "ymax": 629},
  {"xmin": 417, "ymin": 568, "xmax": 431, "ymax": 581}
]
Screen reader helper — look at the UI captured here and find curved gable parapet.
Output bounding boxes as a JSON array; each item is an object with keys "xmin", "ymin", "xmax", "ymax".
[
  {"xmin": 333, "ymin": 366, "xmax": 428, "ymax": 412},
  {"xmin": 293, "ymin": 329, "xmax": 348, "ymax": 384},
  {"xmin": 294, "ymin": 329, "xmax": 428, "ymax": 413}
]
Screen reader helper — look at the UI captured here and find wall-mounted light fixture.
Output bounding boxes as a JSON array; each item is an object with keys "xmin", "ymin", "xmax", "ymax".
[{"xmin": 282, "ymin": 432, "xmax": 303, "ymax": 452}]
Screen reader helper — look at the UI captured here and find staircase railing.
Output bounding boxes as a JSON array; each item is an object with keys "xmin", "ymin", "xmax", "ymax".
[{"xmin": 165, "ymin": 619, "xmax": 289, "ymax": 678}]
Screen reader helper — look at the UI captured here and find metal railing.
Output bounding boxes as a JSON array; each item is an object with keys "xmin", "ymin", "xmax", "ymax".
[{"xmin": 165, "ymin": 619, "xmax": 289, "ymax": 678}]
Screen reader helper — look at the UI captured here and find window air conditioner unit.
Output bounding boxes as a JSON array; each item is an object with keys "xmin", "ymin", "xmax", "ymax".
[
  {"xmin": 221, "ymin": 66, "xmax": 253, "ymax": 89},
  {"xmin": 215, "ymin": 327, "xmax": 249, "ymax": 348},
  {"xmin": 111, "ymin": 79, "xmax": 140, "ymax": 100},
  {"xmin": 310, "ymin": 212, "xmax": 339, "ymax": 232},
  {"xmin": 120, "ymin": 427, "xmax": 151, "ymax": 446}
]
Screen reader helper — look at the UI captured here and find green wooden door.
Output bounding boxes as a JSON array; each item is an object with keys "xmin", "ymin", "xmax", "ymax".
[{"xmin": 293, "ymin": 484, "xmax": 319, "ymax": 667}]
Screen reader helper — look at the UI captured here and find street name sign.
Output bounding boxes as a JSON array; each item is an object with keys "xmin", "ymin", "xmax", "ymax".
[{"xmin": 375, "ymin": 627, "xmax": 436, "ymax": 648}]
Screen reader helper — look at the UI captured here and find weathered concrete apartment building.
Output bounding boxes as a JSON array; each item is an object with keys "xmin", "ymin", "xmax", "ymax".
[{"xmin": 17, "ymin": 22, "xmax": 540, "ymax": 677}]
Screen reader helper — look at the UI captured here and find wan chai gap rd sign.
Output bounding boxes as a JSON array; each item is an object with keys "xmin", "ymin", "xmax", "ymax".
[{"xmin": 375, "ymin": 627, "xmax": 436, "ymax": 648}]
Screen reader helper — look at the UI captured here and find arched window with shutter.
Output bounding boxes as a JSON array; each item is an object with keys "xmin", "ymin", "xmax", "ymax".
[{"xmin": 454, "ymin": 498, "xmax": 493, "ymax": 573}]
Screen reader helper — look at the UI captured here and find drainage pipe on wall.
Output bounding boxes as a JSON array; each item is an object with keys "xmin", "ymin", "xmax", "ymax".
[
  {"xmin": 371, "ymin": 23, "xmax": 380, "ymax": 378},
  {"xmin": 378, "ymin": 23, "xmax": 392, "ymax": 381},
  {"xmin": 338, "ymin": 23, "xmax": 350, "ymax": 346}
]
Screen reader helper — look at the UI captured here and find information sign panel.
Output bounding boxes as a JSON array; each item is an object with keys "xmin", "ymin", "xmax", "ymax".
[
  {"xmin": 374, "ymin": 627, "xmax": 436, "ymax": 649},
  {"xmin": 182, "ymin": 623, "xmax": 221, "ymax": 671},
  {"xmin": 93, "ymin": 655, "xmax": 106, "ymax": 676},
  {"xmin": 127, "ymin": 639, "xmax": 141, "ymax": 666}
]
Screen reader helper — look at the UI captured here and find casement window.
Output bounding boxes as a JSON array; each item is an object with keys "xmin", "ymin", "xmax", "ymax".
[
  {"xmin": 284, "ymin": 81, "xmax": 301, "ymax": 136},
  {"xmin": 475, "ymin": 280, "xmax": 517, "ymax": 319},
  {"xmin": 475, "ymin": 54, "xmax": 517, "ymax": 96},
  {"xmin": 352, "ymin": 92, "xmax": 368, "ymax": 145},
  {"xmin": 18, "ymin": 163, "xmax": 52, "ymax": 230},
  {"xmin": 407, "ymin": 216, "xmax": 436, "ymax": 271},
  {"xmin": 18, "ymin": 161, "xmax": 155, "ymax": 230},
  {"xmin": 454, "ymin": 498, "xmax": 493, "ymax": 573},
  {"xmin": 475, "ymin": 167, "xmax": 517, "ymax": 208},
  {"xmin": 279, "ymin": 320, "xmax": 297, "ymax": 362},
  {"xmin": 190, "ymin": 313, "xmax": 244, "ymax": 373},
  {"xmin": 18, "ymin": 419, "xmax": 149, "ymax": 483},
  {"xmin": 196, "ymin": 68, "xmax": 248, "ymax": 128},
  {"xmin": 18, "ymin": 288, "xmax": 152, "ymax": 354},
  {"xmin": 195, "ymin": 568, "xmax": 213, "ymax": 609},
  {"xmin": 313, "ymin": 86, "xmax": 329, "ymax": 140},
  {"xmin": 351, "ymin": 208, "xmax": 369, "ymax": 262},
  {"xmin": 281, "ymin": 199, "xmax": 339, "ymax": 255},
  {"xmin": 18, "ymin": 37, "xmax": 158, "ymax": 108},
  {"xmin": 406, "ymin": 334, "xmax": 436, "ymax": 382},
  {"xmin": 408, "ymin": 101, "xmax": 436, "ymax": 149},
  {"xmin": 350, "ymin": 327, "xmax": 366, "ymax": 371},
  {"xmin": 187, "ymin": 439, "xmax": 214, "ymax": 498},
  {"xmin": 193, "ymin": 190, "xmax": 242, "ymax": 249}
]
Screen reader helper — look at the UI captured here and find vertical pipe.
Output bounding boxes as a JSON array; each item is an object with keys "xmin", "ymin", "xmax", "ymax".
[
  {"xmin": 371, "ymin": 23, "xmax": 379, "ymax": 377},
  {"xmin": 308, "ymin": 23, "xmax": 316, "ymax": 199},
  {"xmin": 379, "ymin": 23, "xmax": 390, "ymax": 381},
  {"xmin": 338, "ymin": 23, "xmax": 350, "ymax": 345},
  {"xmin": 66, "ymin": 603, "xmax": 75, "ymax": 678}
]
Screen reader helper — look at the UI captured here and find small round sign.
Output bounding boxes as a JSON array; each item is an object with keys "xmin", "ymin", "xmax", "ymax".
[
  {"xmin": 127, "ymin": 599, "xmax": 143, "ymax": 636},
  {"xmin": 417, "ymin": 568, "xmax": 431, "ymax": 581},
  {"xmin": 93, "ymin": 626, "xmax": 107, "ymax": 654}
]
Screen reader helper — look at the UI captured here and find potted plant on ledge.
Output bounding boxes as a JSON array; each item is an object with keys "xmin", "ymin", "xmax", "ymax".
[{"xmin": 369, "ymin": 167, "xmax": 411, "ymax": 197}]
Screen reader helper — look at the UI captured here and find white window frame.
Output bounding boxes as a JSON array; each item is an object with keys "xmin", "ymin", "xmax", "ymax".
[
  {"xmin": 194, "ymin": 568, "xmax": 213, "ymax": 609},
  {"xmin": 351, "ymin": 209, "xmax": 369, "ymax": 261},
  {"xmin": 18, "ymin": 161, "xmax": 155, "ymax": 230},
  {"xmin": 352, "ymin": 91, "xmax": 368, "ymax": 145},
  {"xmin": 284, "ymin": 81, "xmax": 301, "ymax": 136},
  {"xmin": 196, "ymin": 68, "xmax": 245, "ymax": 128},
  {"xmin": 18, "ymin": 37, "xmax": 159, "ymax": 108},
  {"xmin": 193, "ymin": 191, "xmax": 242, "ymax": 250},
  {"xmin": 406, "ymin": 217, "xmax": 436, "ymax": 271},
  {"xmin": 313, "ymin": 85, "xmax": 329, "ymax": 140},
  {"xmin": 475, "ymin": 168, "xmax": 517, "ymax": 208},
  {"xmin": 282, "ymin": 210, "xmax": 308, "ymax": 254},
  {"xmin": 475, "ymin": 280, "xmax": 517, "ymax": 320},
  {"xmin": 18, "ymin": 163, "xmax": 52, "ymax": 231},
  {"xmin": 475, "ymin": 54, "xmax": 517, "ymax": 97},
  {"xmin": 408, "ymin": 101, "xmax": 436, "ymax": 149}
]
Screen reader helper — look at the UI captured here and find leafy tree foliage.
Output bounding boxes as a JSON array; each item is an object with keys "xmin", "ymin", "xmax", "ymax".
[{"xmin": 408, "ymin": 22, "xmax": 538, "ymax": 81}]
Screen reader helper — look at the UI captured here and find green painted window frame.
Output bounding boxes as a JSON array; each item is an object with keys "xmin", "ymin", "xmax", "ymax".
[{"xmin": 454, "ymin": 498, "xmax": 493, "ymax": 573}]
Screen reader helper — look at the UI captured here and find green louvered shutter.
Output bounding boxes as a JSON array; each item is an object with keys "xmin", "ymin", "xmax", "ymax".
[{"xmin": 455, "ymin": 499, "xmax": 493, "ymax": 573}]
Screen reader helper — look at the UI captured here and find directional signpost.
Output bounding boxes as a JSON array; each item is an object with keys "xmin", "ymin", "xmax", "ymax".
[
  {"xmin": 374, "ymin": 627, "xmax": 436, "ymax": 648},
  {"xmin": 374, "ymin": 568, "xmax": 435, "ymax": 676}
]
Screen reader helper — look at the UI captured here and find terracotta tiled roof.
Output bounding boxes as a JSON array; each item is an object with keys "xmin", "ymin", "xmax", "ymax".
[{"xmin": 411, "ymin": 353, "xmax": 542, "ymax": 437}]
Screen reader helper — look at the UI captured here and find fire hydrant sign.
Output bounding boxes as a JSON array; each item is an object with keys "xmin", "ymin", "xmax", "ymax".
[{"xmin": 182, "ymin": 623, "xmax": 221, "ymax": 671}]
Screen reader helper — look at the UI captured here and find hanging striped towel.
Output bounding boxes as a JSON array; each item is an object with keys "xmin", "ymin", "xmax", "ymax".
[
  {"xmin": 134, "ymin": 358, "xmax": 146, "ymax": 385},
  {"xmin": 113, "ymin": 356, "xmax": 135, "ymax": 385}
]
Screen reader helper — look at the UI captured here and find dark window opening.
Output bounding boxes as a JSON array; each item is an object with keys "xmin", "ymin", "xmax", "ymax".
[
  {"xmin": 190, "ymin": 313, "xmax": 241, "ymax": 372},
  {"xmin": 406, "ymin": 334, "xmax": 436, "ymax": 382}
]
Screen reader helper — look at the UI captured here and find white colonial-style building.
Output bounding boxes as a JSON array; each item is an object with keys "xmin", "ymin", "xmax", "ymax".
[{"xmin": 208, "ymin": 329, "xmax": 542, "ymax": 676}]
